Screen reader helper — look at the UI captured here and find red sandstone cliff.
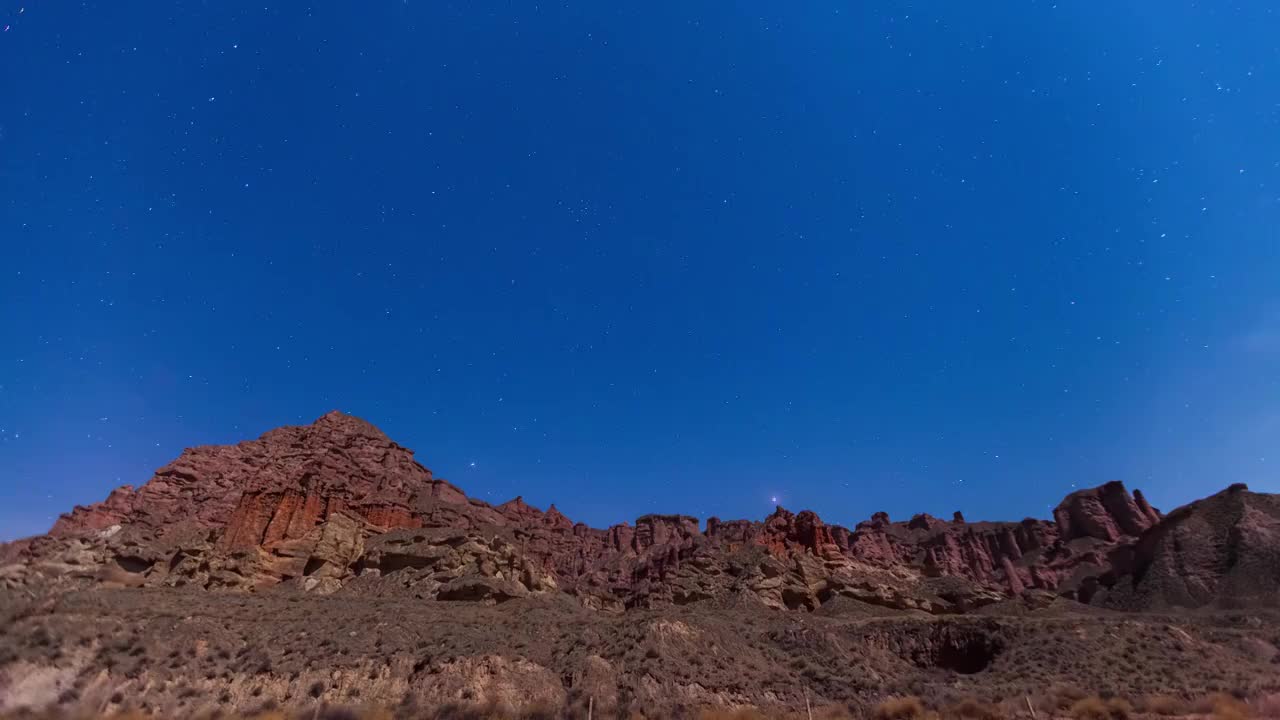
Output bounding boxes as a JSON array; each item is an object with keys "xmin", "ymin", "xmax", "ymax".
[{"xmin": 14, "ymin": 411, "xmax": 1266, "ymax": 614}]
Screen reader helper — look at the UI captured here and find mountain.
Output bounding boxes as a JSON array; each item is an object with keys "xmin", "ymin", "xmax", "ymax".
[
  {"xmin": 4, "ymin": 411, "xmax": 1269, "ymax": 614},
  {"xmin": 2, "ymin": 412, "xmax": 1278, "ymax": 718},
  {"xmin": 1096, "ymin": 483, "xmax": 1280, "ymax": 610}
]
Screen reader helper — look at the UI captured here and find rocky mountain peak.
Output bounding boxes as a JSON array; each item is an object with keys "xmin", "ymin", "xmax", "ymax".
[
  {"xmin": 49, "ymin": 411, "xmax": 435, "ymax": 539},
  {"xmin": 9, "ymin": 413, "xmax": 1274, "ymax": 618},
  {"xmin": 312, "ymin": 409, "xmax": 393, "ymax": 439}
]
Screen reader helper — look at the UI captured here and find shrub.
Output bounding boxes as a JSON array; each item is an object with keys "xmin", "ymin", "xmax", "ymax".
[
  {"xmin": 1105, "ymin": 698, "xmax": 1132, "ymax": 720},
  {"xmin": 695, "ymin": 710, "xmax": 769, "ymax": 720},
  {"xmin": 1065, "ymin": 695, "xmax": 1134, "ymax": 720},
  {"xmin": 1069, "ymin": 697, "xmax": 1109, "ymax": 720},
  {"xmin": 1139, "ymin": 695, "xmax": 1186, "ymax": 716},
  {"xmin": 872, "ymin": 696, "xmax": 928, "ymax": 720},
  {"xmin": 1049, "ymin": 685, "xmax": 1088, "ymax": 711},
  {"xmin": 1193, "ymin": 693, "xmax": 1253, "ymax": 720},
  {"xmin": 944, "ymin": 698, "xmax": 1004, "ymax": 720},
  {"xmin": 1210, "ymin": 695, "xmax": 1253, "ymax": 720}
]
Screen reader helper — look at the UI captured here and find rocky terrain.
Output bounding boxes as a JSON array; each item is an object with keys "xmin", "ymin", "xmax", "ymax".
[{"xmin": 1, "ymin": 412, "xmax": 1277, "ymax": 718}]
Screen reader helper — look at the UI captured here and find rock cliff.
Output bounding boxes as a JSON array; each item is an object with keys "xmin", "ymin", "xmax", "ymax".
[{"xmin": 4, "ymin": 411, "xmax": 1271, "ymax": 614}]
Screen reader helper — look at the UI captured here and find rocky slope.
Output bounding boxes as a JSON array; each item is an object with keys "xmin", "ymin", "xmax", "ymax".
[
  {"xmin": 2, "ymin": 411, "xmax": 1279, "ymax": 718},
  {"xmin": 1097, "ymin": 483, "xmax": 1280, "ymax": 610},
  {"xmin": 4, "ymin": 587, "xmax": 1278, "ymax": 719},
  {"xmin": 2, "ymin": 411, "xmax": 1272, "ymax": 616}
]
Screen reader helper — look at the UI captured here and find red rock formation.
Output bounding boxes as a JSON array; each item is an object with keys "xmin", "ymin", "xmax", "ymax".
[
  {"xmin": 606, "ymin": 523, "xmax": 635, "ymax": 553},
  {"xmin": 908, "ymin": 514, "xmax": 944, "ymax": 531},
  {"xmin": 1054, "ymin": 481, "xmax": 1157, "ymax": 542},
  {"xmin": 20, "ymin": 410, "xmax": 1242, "ymax": 614},
  {"xmin": 352, "ymin": 504, "xmax": 422, "ymax": 531},
  {"xmin": 542, "ymin": 505, "xmax": 575, "ymax": 532},
  {"xmin": 1001, "ymin": 556, "xmax": 1025, "ymax": 595},
  {"xmin": 754, "ymin": 508, "xmax": 838, "ymax": 557},
  {"xmin": 218, "ymin": 492, "xmax": 279, "ymax": 550},
  {"xmin": 845, "ymin": 523, "xmax": 902, "ymax": 567},
  {"xmin": 54, "ymin": 411, "xmax": 453, "ymax": 541},
  {"xmin": 634, "ymin": 515, "xmax": 699, "ymax": 551},
  {"xmin": 705, "ymin": 517, "xmax": 757, "ymax": 548},
  {"xmin": 1101, "ymin": 483, "xmax": 1280, "ymax": 609},
  {"xmin": 50, "ymin": 486, "xmax": 140, "ymax": 535}
]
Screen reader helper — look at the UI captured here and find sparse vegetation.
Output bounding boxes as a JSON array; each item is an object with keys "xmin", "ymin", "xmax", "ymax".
[
  {"xmin": 696, "ymin": 709, "xmax": 770, "ymax": 720},
  {"xmin": 872, "ymin": 696, "xmax": 928, "ymax": 720},
  {"xmin": 1139, "ymin": 694, "xmax": 1187, "ymax": 716},
  {"xmin": 3, "ymin": 587, "xmax": 1280, "ymax": 720},
  {"xmin": 1061, "ymin": 695, "xmax": 1155, "ymax": 720},
  {"xmin": 3, "ymin": 690, "xmax": 1280, "ymax": 719},
  {"xmin": 1198, "ymin": 692, "xmax": 1253, "ymax": 720},
  {"xmin": 943, "ymin": 697, "xmax": 1004, "ymax": 720}
]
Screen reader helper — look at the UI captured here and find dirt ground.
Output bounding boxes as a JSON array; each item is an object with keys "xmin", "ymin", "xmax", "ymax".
[{"xmin": 1, "ymin": 587, "xmax": 1277, "ymax": 719}]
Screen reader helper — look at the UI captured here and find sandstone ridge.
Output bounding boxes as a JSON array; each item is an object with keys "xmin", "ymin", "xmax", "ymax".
[{"xmin": 4, "ymin": 411, "xmax": 1272, "ymax": 614}]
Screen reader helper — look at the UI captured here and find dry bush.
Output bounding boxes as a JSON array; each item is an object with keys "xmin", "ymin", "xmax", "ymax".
[
  {"xmin": 696, "ymin": 709, "xmax": 770, "ymax": 720},
  {"xmin": 1044, "ymin": 685, "xmax": 1088, "ymax": 712},
  {"xmin": 1104, "ymin": 698, "xmax": 1132, "ymax": 720},
  {"xmin": 1069, "ymin": 697, "xmax": 1109, "ymax": 720},
  {"xmin": 1193, "ymin": 693, "xmax": 1253, "ymax": 720},
  {"xmin": 1210, "ymin": 696, "xmax": 1253, "ymax": 720},
  {"xmin": 516, "ymin": 704, "xmax": 564, "ymax": 720},
  {"xmin": 1065, "ymin": 695, "xmax": 1136, "ymax": 720},
  {"xmin": 871, "ymin": 696, "xmax": 928, "ymax": 720},
  {"xmin": 1212, "ymin": 704, "xmax": 1251, "ymax": 720},
  {"xmin": 943, "ymin": 697, "xmax": 1004, "ymax": 720},
  {"xmin": 1138, "ymin": 695, "xmax": 1187, "ymax": 716}
]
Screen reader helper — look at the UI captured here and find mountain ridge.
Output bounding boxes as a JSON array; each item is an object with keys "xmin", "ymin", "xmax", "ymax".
[
  {"xmin": 5, "ymin": 411, "xmax": 1271, "ymax": 615},
  {"xmin": 3, "ymin": 411, "xmax": 1280, "ymax": 718}
]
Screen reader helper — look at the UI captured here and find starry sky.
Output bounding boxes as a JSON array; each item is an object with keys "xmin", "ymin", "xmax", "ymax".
[{"xmin": 2, "ymin": 3, "xmax": 1278, "ymax": 541}]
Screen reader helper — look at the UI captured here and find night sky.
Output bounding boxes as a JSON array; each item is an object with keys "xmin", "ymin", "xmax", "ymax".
[{"xmin": 2, "ymin": 3, "xmax": 1278, "ymax": 541}]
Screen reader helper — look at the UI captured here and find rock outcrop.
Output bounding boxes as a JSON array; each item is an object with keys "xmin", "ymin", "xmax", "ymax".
[
  {"xmin": 7, "ymin": 411, "xmax": 1273, "ymax": 615},
  {"xmin": 1095, "ymin": 483, "xmax": 1280, "ymax": 609},
  {"xmin": 51, "ymin": 411, "xmax": 455, "ymax": 539},
  {"xmin": 1053, "ymin": 480, "xmax": 1161, "ymax": 542}
]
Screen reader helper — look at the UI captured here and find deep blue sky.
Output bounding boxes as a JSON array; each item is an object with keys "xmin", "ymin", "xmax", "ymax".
[{"xmin": 2, "ymin": 3, "xmax": 1278, "ymax": 540}]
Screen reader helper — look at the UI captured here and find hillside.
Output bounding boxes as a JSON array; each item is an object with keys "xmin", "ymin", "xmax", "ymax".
[{"xmin": 1, "ymin": 412, "xmax": 1277, "ymax": 717}]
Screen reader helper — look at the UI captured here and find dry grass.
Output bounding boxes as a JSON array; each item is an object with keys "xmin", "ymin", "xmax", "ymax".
[
  {"xmin": 1209, "ymin": 695, "xmax": 1253, "ymax": 720},
  {"xmin": 871, "ymin": 696, "xmax": 929, "ymax": 720},
  {"xmin": 1041, "ymin": 685, "xmax": 1088, "ymax": 713},
  {"xmin": 696, "ymin": 709, "xmax": 771, "ymax": 720},
  {"xmin": 941, "ymin": 697, "xmax": 1004, "ymax": 720},
  {"xmin": 6, "ymin": 692, "xmax": 1280, "ymax": 719},
  {"xmin": 0, "ymin": 707, "xmax": 561, "ymax": 720},
  {"xmin": 1107, "ymin": 698, "xmax": 1133, "ymax": 720},
  {"xmin": 1191, "ymin": 693, "xmax": 1253, "ymax": 720},
  {"xmin": 1138, "ymin": 695, "xmax": 1187, "ymax": 716},
  {"xmin": 1066, "ymin": 696, "xmax": 1134, "ymax": 720},
  {"xmin": 1068, "ymin": 696, "xmax": 1109, "ymax": 720}
]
